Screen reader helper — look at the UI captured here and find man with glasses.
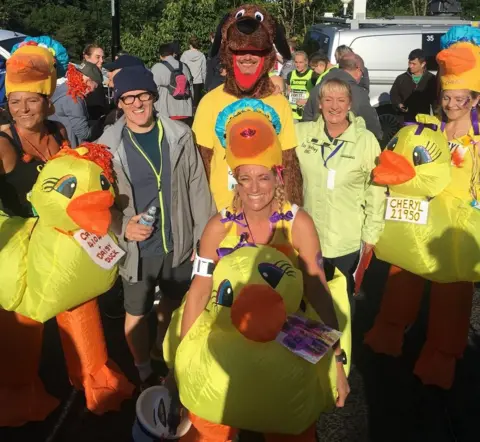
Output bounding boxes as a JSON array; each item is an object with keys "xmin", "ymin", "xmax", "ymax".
[
  {"xmin": 302, "ymin": 54, "xmax": 383, "ymax": 141},
  {"xmin": 98, "ymin": 65, "xmax": 214, "ymax": 387}
]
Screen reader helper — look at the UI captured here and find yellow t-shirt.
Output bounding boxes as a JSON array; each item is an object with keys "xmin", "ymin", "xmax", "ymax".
[{"xmin": 193, "ymin": 85, "xmax": 297, "ymax": 210}]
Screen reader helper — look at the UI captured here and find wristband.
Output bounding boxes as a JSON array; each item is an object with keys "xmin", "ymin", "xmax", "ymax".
[{"xmin": 192, "ymin": 255, "xmax": 215, "ymax": 278}]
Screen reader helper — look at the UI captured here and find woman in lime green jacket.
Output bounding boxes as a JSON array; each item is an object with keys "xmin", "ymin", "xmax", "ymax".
[{"xmin": 295, "ymin": 78, "xmax": 386, "ymax": 309}]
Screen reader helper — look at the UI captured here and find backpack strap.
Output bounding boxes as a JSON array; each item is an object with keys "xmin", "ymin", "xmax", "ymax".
[{"xmin": 160, "ymin": 60, "xmax": 176, "ymax": 73}]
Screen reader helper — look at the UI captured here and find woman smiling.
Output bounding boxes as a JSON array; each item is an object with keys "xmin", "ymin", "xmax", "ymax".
[
  {"xmin": 0, "ymin": 42, "xmax": 67, "ymax": 217},
  {"xmin": 295, "ymin": 78, "xmax": 386, "ymax": 312}
]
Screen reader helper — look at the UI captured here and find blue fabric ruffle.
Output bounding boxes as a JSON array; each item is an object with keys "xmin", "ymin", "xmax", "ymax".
[
  {"xmin": 215, "ymin": 98, "xmax": 282, "ymax": 148},
  {"xmin": 12, "ymin": 36, "xmax": 70, "ymax": 78},
  {"xmin": 440, "ymin": 25, "xmax": 480, "ymax": 50}
]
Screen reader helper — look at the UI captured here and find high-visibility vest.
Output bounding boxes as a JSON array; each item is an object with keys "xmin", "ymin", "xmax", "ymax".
[
  {"xmin": 288, "ymin": 69, "xmax": 313, "ymax": 120},
  {"xmin": 315, "ymin": 65, "xmax": 337, "ymax": 86}
]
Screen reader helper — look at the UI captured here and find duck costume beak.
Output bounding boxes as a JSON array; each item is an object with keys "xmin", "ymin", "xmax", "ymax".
[
  {"xmin": 373, "ymin": 150, "xmax": 416, "ymax": 186},
  {"xmin": 231, "ymin": 284, "xmax": 286, "ymax": 342},
  {"xmin": 67, "ymin": 191, "xmax": 114, "ymax": 236}
]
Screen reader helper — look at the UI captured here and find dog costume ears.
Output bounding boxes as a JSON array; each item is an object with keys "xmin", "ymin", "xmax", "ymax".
[
  {"xmin": 274, "ymin": 21, "xmax": 291, "ymax": 61},
  {"xmin": 210, "ymin": 12, "xmax": 230, "ymax": 58},
  {"xmin": 210, "ymin": 12, "xmax": 291, "ymax": 61}
]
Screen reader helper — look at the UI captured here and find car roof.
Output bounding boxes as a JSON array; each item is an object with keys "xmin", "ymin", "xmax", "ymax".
[
  {"xmin": 0, "ymin": 29, "xmax": 25, "ymax": 41},
  {"xmin": 311, "ymin": 24, "xmax": 463, "ymax": 36}
]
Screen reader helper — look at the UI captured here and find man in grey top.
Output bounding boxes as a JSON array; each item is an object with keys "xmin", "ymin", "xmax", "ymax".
[
  {"xmin": 151, "ymin": 43, "xmax": 194, "ymax": 127},
  {"xmin": 302, "ymin": 54, "xmax": 383, "ymax": 140},
  {"xmin": 98, "ymin": 65, "xmax": 214, "ymax": 386}
]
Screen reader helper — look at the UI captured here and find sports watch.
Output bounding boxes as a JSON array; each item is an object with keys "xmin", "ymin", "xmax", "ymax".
[{"xmin": 335, "ymin": 350, "xmax": 347, "ymax": 365}]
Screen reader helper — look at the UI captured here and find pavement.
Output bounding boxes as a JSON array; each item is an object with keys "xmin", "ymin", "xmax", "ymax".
[{"xmin": 1, "ymin": 257, "xmax": 479, "ymax": 442}]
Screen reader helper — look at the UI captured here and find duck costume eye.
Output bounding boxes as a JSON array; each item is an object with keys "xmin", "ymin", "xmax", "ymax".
[
  {"xmin": 412, "ymin": 146, "xmax": 432, "ymax": 166},
  {"xmin": 386, "ymin": 136, "xmax": 399, "ymax": 151},
  {"xmin": 100, "ymin": 174, "xmax": 111, "ymax": 191},
  {"xmin": 258, "ymin": 263, "xmax": 285, "ymax": 288},
  {"xmin": 259, "ymin": 261, "xmax": 295, "ymax": 288},
  {"xmin": 217, "ymin": 279, "xmax": 234, "ymax": 307},
  {"xmin": 54, "ymin": 175, "xmax": 77, "ymax": 199}
]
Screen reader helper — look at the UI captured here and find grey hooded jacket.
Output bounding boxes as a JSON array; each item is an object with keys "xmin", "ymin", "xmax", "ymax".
[
  {"xmin": 180, "ymin": 49, "xmax": 207, "ymax": 85},
  {"xmin": 50, "ymin": 82, "xmax": 92, "ymax": 148},
  {"xmin": 97, "ymin": 115, "xmax": 215, "ymax": 283}
]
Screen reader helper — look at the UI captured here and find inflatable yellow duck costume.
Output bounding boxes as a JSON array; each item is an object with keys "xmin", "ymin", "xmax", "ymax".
[
  {"xmin": 0, "ymin": 142, "xmax": 134, "ymax": 425},
  {"xmin": 163, "ymin": 107, "xmax": 351, "ymax": 441},
  {"xmin": 365, "ymin": 25, "xmax": 480, "ymax": 390}
]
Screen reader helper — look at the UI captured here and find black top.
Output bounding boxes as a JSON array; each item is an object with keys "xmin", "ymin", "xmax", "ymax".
[
  {"xmin": 0, "ymin": 121, "xmax": 64, "ymax": 217},
  {"xmin": 390, "ymin": 71, "xmax": 437, "ymax": 123}
]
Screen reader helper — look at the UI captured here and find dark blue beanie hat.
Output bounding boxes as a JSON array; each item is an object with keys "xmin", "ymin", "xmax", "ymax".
[{"xmin": 113, "ymin": 65, "xmax": 158, "ymax": 103}]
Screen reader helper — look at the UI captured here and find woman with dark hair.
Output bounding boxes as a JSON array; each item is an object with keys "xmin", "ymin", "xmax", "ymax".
[
  {"xmin": 0, "ymin": 41, "xmax": 67, "ymax": 217},
  {"xmin": 83, "ymin": 43, "xmax": 105, "ymax": 69}
]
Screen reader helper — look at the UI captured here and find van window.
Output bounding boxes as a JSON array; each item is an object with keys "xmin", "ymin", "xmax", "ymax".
[
  {"xmin": 422, "ymin": 33, "xmax": 444, "ymax": 71},
  {"xmin": 303, "ymin": 30, "xmax": 331, "ymax": 57},
  {"xmin": 350, "ymin": 34, "xmax": 420, "ymax": 71}
]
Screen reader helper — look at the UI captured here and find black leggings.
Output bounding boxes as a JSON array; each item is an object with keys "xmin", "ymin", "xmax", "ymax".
[{"xmin": 192, "ymin": 83, "xmax": 204, "ymax": 109}]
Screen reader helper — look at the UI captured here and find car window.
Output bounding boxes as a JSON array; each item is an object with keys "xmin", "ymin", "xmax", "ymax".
[
  {"xmin": 350, "ymin": 34, "xmax": 420, "ymax": 71},
  {"xmin": 0, "ymin": 37, "xmax": 25, "ymax": 54},
  {"xmin": 422, "ymin": 33, "xmax": 444, "ymax": 72},
  {"xmin": 303, "ymin": 30, "xmax": 331, "ymax": 57}
]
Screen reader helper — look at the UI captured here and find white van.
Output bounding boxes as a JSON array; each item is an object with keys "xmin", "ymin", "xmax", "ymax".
[{"xmin": 303, "ymin": 17, "xmax": 476, "ymax": 142}]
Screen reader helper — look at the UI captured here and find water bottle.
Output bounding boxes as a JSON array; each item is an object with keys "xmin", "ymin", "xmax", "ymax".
[{"xmin": 139, "ymin": 206, "xmax": 156, "ymax": 227}]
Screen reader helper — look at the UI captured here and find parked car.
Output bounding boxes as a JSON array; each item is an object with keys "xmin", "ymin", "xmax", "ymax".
[{"xmin": 303, "ymin": 16, "xmax": 475, "ymax": 144}]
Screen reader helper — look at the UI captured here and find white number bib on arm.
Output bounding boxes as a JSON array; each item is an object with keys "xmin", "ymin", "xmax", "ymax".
[
  {"xmin": 384, "ymin": 197, "xmax": 429, "ymax": 225},
  {"xmin": 74, "ymin": 230, "xmax": 125, "ymax": 270}
]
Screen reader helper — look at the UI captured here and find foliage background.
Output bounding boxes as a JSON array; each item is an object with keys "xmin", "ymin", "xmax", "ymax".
[{"xmin": 1, "ymin": 0, "xmax": 479, "ymax": 66}]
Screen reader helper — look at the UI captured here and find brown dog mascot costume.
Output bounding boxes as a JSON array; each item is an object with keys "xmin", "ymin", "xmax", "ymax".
[{"xmin": 193, "ymin": 4, "xmax": 302, "ymax": 211}]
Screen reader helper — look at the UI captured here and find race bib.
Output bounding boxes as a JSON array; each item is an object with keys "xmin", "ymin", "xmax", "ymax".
[
  {"xmin": 227, "ymin": 166, "xmax": 237, "ymax": 191},
  {"xmin": 74, "ymin": 230, "xmax": 125, "ymax": 270},
  {"xmin": 385, "ymin": 197, "xmax": 429, "ymax": 225},
  {"xmin": 288, "ymin": 90, "xmax": 307, "ymax": 105}
]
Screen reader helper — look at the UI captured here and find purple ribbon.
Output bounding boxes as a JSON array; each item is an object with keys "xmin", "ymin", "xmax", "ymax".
[
  {"xmin": 404, "ymin": 122, "xmax": 439, "ymax": 135},
  {"xmin": 220, "ymin": 211, "xmax": 247, "ymax": 227},
  {"xmin": 471, "ymin": 106, "xmax": 479, "ymax": 136},
  {"xmin": 269, "ymin": 211, "xmax": 294, "ymax": 224},
  {"xmin": 216, "ymin": 232, "xmax": 256, "ymax": 258}
]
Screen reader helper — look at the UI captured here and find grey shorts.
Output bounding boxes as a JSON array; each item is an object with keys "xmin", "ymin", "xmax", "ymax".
[{"xmin": 122, "ymin": 253, "xmax": 192, "ymax": 316}]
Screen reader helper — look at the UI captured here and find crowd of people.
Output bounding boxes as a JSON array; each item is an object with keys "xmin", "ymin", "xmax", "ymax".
[{"xmin": 0, "ymin": 4, "xmax": 479, "ymax": 441}]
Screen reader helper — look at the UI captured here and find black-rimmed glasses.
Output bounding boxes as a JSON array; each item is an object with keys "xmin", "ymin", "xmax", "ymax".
[{"xmin": 119, "ymin": 92, "xmax": 154, "ymax": 105}]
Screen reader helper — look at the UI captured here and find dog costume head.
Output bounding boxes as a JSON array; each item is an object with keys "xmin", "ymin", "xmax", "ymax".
[{"xmin": 211, "ymin": 4, "xmax": 291, "ymax": 99}]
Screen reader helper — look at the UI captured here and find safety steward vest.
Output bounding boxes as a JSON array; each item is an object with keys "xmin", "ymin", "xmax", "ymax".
[
  {"xmin": 315, "ymin": 65, "xmax": 337, "ymax": 86},
  {"xmin": 288, "ymin": 69, "xmax": 313, "ymax": 120}
]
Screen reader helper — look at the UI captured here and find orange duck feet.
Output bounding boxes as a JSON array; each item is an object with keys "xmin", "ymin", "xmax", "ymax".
[
  {"xmin": 82, "ymin": 359, "xmax": 135, "ymax": 415},
  {"xmin": 364, "ymin": 321, "xmax": 405, "ymax": 357},
  {"xmin": 0, "ymin": 380, "xmax": 60, "ymax": 427},
  {"xmin": 414, "ymin": 342, "xmax": 457, "ymax": 390}
]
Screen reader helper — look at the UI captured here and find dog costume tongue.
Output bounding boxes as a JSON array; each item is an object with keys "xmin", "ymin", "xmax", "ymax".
[{"xmin": 233, "ymin": 55, "xmax": 265, "ymax": 90}]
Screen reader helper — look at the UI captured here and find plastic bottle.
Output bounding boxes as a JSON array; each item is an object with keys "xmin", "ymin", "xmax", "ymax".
[{"xmin": 138, "ymin": 206, "xmax": 157, "ymax": 227}]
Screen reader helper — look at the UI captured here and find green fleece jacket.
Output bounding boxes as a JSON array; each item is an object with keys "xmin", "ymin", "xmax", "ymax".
[{"xmin": 296, "ymin": 113, "xmax": 386, "ymax": 258}]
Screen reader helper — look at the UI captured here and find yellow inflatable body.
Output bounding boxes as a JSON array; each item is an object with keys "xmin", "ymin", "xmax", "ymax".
[
  {"xmin": 164, "ymin": 245, "xmax": 350, "ymax": 435},
  {"xmin": 373, "ymin": 117, "xmax": 480, "ymax": 282},
  {"xmin": 0, "ymin": 145, "xmax": 118, "ymax": 322}
]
